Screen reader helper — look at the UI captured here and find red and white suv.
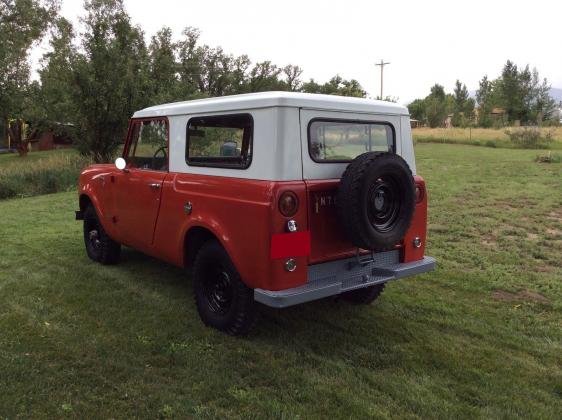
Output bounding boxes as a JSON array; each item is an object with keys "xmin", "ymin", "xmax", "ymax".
[{"xmin": 76, "ymin": 92, "xmax": 435, "ymax": 335}]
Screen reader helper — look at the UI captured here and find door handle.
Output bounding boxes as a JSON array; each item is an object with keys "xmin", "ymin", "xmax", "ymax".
[{"xmin": 148, "ymin": 183, "xmax": 161, "ymax": 190}]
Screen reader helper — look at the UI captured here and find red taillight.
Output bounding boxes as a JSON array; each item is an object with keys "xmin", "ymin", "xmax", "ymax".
[
  {"xmin": 279, "ymin": 191, "xmax": 299, "ymax": 217},
  {"xmin": 415, "ymin": 184, "xmax": 424, "ymax": 203}
]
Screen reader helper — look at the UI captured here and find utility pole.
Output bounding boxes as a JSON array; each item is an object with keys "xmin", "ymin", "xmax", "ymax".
[{"xmin": 375, "ymin": 59, "xmax": 390, "ymax": 99}]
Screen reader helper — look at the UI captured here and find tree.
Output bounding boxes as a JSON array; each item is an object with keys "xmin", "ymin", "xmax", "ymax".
[
  {"xmin": 375, "ymin": 95, "xmax": 398, "ymax": 103},
  {"xmin": 408, "ymin": 98, "xmax": 426, "ymax": 122},
  {"xmin": 453, "ymin": 80, "xmax": 468, "ymax": 112},
  {"xmin": 247, "ymin": 61, "xmax": 285, "ymax": 92},
  {"xmin": 283, "ymin": 65, "xmax": 303, "ymax": 92},
  {"xmin": 0, "ymin": 0, "xmax": 58, "ymax": 154},
  {"xmin": 148, "ymin": 26, "xmax": 179, "ymax": 103},
  {"xmin": 497, "ymin": 60, "xmax": 524, "ymax": 123},
  {"xmin": 425, "ymin": 84, "xmax": 448, "ymax": 128},
  {"xmin": 302, "ymin": 75, "xmax": 366, "ymax": 97},
  {"xmin": 476, "ymin": 75, "xmax": 494, "ymax": 127},
  {"xmin": 176, "ymin": 27, "xmax": 206, "ymax": 98},
  {"xmin": 452, "ymin": 80, "xmax": 473, "ymax": 127},
  {"xmin": 72, "ymin": 0, "xmax": 151, "ymax": 162},
  {"xmin": 35, "ymin": 17, "xmax": 77, "ymax": 133},
  {"xmin": 527, "ymin": 68, "xmax": 556, "ymax": 124}
]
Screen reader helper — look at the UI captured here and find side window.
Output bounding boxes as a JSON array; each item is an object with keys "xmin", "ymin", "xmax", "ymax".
[
  {"xmin": 186, "ymin": 114, "xmax": 253, "ymax": 169},
  {"xmin": 126, "ymin": 119, "xmax": 169, "ymax": 171},
  {"xmin": 308, "ymin": 120, "xmax": 394, "ymax": 162}
]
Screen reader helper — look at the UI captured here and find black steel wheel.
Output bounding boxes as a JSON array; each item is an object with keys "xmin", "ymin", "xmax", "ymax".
[
  {"xmin": 202, "ymin": 268, "xmax": 234, "ymax": 315},
  {"xmin": 367, "ymin": 176, "xmax": 402, "ymax": 233},
  {"xmin": 193, "ymin": 240, "xmax": 257, "ymax": 335},
  {"xmin": 83, "ymin": 205, "xmax": 121, "ymax": 264}
]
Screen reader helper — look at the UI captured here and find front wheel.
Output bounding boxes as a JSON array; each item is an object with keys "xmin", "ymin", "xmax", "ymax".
[
  {"xmin": 192, "ymin": 240, "xmax": 257, "ymax": 336},
  {"xmin": 83, "ymin": 205, "xmax": 121, "ymax": 264}
]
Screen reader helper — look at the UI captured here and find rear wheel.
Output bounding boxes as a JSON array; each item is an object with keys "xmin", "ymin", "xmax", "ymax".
[
  {"xmin": 83, "ymin": 205, "xmax": 121, "ymax": 264},
  {"xmin": 193, "ymin": 240, "xmax": 257, "ymax": 335},
  {"xmin": 341, "ymin": 283, "xmax": 385, "ymax": 305}
]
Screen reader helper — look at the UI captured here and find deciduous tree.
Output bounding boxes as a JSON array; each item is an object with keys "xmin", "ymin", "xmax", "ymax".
[
  {"xmin": 72, "ymin": 0, "xmax": 151, "ymax": 162},
  {"xmin": 0, "ymin": 0, "xmax": 58, "ymax": 153}
]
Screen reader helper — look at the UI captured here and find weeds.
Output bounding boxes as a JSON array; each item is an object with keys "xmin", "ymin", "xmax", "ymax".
[
  {"xmin": 505, "ymin": 127, "xmax": 554, "ymax": 149},
  {"xmin": 535, "ymin": 151, "xmax": 561, "ymax": 163}
]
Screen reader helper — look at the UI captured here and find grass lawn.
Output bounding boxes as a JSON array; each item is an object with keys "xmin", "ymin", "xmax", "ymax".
[{"xmin": 0, "ymin": 144, "xmax": 560, "ymax": 418}]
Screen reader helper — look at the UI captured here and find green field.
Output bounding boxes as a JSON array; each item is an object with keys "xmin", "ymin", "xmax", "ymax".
[{"xmin": 0, "ymin": 144, "xmax": 561, "ymax": 417}]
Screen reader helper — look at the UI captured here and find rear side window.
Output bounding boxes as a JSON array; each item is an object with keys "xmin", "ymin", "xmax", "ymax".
[
  {"xmin": 186, "ymin": 114, "xmax": 253, "ymax": 169},
  {"xmin": 308, "ymin": 119, "xmax": 394, "ymax": 162}
]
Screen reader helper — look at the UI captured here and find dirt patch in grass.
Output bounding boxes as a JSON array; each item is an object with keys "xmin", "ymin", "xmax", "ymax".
[
  {"xmin": 526, "ymin": 232, "xmax": 539, "ymax": 241},
  {"xmin": 545, "ymin": 227, "xmax": 562, "ymax": 237},
  {"xmin": 535, "ymin": 265, "xmax": 554, "ymax": 273},
  {"xmin": 481, "ymin": 235, "xmax": 496, "ymax": 247},
  {"xmin": 492, "ymin": 289, "xmax": 550, "ymax": 304}
]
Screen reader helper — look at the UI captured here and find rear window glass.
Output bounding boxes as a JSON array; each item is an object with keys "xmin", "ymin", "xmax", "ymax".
[{"xmin": 308, "ymin": 119, "xmax": 394, "ymax": 162}]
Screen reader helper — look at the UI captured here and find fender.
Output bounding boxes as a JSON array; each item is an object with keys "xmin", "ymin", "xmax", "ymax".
[
  {"xmin": 180, "ymin": 218, "xmax": 232, "ymax": 265},
  {"xmin": 177, "ymin": 217, "xmax": 268, "ymax": 289},
  {"xmin": 78, "ymin": 165, "xmax": 120, "ymax": 240}
]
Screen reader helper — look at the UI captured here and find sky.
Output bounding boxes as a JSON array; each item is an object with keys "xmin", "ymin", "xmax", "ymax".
[{"xmin": 32, "ymin": 0, "xmax": 562, "ymax": 105}]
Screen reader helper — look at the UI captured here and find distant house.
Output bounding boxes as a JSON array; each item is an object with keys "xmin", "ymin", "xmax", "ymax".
[
  {"xmin": 490, "ymin": 107, "xmax": 507, "ymax": 120},
  {"xmin": 473, "ymin": 106, "xmax": 508, "ymax": 125},
  {"xmin": 27, "ymin": 128, "xmax": 73, "ymax": 151},
  {"xmin": 3, "ymin": 121, "xmax": 74, "ymax": 151}
]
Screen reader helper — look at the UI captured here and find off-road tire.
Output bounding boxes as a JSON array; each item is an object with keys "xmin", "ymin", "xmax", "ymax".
[
  {"xmin": 83, "ymin": 205, "xmax": 121, "ymax": 264},
  {"xmin": 193, "ymin": 240, "xmax": 257, "ymax": 336},
  {"xmin": 337, "ymin": 152, "xmax": 416, "ymax": 250},
  {"xmin": 341, "ymin": 283, "xmax": 385, "ymax": 305}
]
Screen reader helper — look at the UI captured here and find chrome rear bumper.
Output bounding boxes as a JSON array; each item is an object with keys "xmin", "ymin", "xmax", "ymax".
[{"xmin": 254, "ymin": 250, "xmax": 436, "ymax": 308}]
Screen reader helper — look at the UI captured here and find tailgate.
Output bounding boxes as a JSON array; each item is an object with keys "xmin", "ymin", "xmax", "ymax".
[{"xmin": 305, "ymin": 179, "xmax": 358, "ymax": 264}]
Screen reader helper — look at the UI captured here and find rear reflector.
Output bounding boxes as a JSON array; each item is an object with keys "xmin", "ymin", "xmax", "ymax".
[
  {"xmin": 415, "ymin": 184, "xmax": 424, "ymax": 203},
  {"xmin": 270, "ymin": 231, "xmax": 311, "ymax": 259}
]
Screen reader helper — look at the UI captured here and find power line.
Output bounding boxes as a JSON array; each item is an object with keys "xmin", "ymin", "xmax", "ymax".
[{"xmin": 375, "ymin": 59, "xmax": 390, "ymax": 99}]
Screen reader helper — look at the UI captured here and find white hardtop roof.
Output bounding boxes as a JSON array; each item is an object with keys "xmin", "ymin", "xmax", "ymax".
[{"xmin": 133, "ymin": 91, "xmax": 409, "ymax": 118}]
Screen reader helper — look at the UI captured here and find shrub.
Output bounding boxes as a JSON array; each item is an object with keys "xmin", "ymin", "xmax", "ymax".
[
  {"xmin": 504, "ymin": 127, "xmax": 554, "ymax": 149},
  {"xmin": 535, "ymin": 152, "xmax": 561, "ymax": 163}
]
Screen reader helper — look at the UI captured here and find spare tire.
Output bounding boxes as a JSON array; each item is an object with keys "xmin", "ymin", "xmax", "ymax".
[{"xmin": 336, "ymin": 152, "xmax": 416, "ymax": 250}]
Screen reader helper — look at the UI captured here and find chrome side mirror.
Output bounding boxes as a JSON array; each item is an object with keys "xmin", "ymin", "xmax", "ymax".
[{"xmin": 115, "ymin": 157, "xmax": 127, "ymax": 171}]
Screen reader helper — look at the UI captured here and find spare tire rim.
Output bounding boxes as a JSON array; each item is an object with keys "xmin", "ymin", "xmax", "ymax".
[{"xmin": 367, "ymin": 177, "xmax": 401, "ymax": 233}]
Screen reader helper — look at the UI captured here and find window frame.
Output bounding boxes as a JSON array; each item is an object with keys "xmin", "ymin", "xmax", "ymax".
[
  {"xmin": 185, "ymin": 113, "xmax": 254, "ymax": 170},
  {"xmin": 123, "ymin": 117, "xmax": 170, "ymax": 172},
  {"xmin": 307, "ymin": 118, "xmax": 396, "ymax": 164}
]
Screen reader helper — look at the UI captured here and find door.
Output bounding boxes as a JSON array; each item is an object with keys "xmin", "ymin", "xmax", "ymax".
[
  {"xmin": 299, "ymin": 109, "xmax": 401, "ymax": 263},
  {"xmin": 113, "ymin": 118, "xmax": 169, "ymax": 250}
]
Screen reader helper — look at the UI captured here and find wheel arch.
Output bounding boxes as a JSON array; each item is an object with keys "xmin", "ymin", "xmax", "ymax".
[
  {"xmin": 79, "ymin": 193, "xmax": 93, "ymax": 211},
  {"xmin": 183, "ymin": 225, "xmax": 222, "ymax": 269},
  {"xmin": 78, "ymin": 192, "xmax": 112, "ymax": 235}
]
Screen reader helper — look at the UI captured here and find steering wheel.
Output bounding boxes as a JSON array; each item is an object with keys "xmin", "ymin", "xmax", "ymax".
[{"xmin": 151, "ymin": 146, "xmax": 168, "ymax": 170}]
